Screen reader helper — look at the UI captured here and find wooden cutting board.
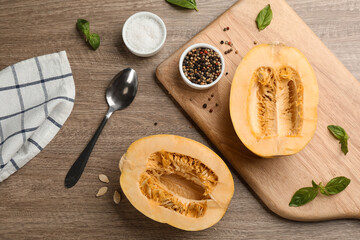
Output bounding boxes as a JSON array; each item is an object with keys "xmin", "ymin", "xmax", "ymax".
[{"xmin": 156, "ymin": 0, "xmax": 360, "ymax": 221}]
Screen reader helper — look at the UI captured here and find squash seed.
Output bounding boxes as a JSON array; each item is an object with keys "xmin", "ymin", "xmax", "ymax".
[
  {"xmin": 113, "ymin": 190, "xmax": 121, "ymax": 204},
  {"xmin": 99, "ymin": 174, "xmax": 109, "ymax": 183},
  {"xmin": 96, "ymin": 186, "xmax": 108, "ymax": 197}
]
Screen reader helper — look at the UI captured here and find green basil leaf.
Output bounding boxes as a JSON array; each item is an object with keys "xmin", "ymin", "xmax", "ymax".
[
  {"xmin": 328, "ymin": 125, "xmax": 349, "ymax": 155},
  {"xmin": 76, "ymin": 19, "xmax": 90, "ymax": 37},
  {"xmin": 166, "ymin": 0, "xmax": 198, "ymax": 11},
  {"xmin": 289, "ymin": 187, "xmax": 318, "ymax": 207},
  {"xmin": 76, "ymin": 19, "xmax": 100, "ymax": 50},
  {"xmin": 325, "ymin": 176, "xmax": 350, "ymax": 195},
  {"xmin": 89, "ymin": 33, "xmax": 100, "ymax": 50},
  {"xmin": 328, "ymin": 125, "xmax": 346, "ymax": 140},
  {"xmin": 340, "ymin": 138, "xmax": 348, "ymax": 155},
  {"xmin": 311, "ymin": 180, "xmax": 318, "ymax": 188},
  {"xmin": 256, "ymin": 4, "xmax": 273, "ymax": 31}
]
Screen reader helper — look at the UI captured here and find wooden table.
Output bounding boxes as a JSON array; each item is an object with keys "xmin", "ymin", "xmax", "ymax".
[{"xmin": 0, "ymin": 0, "xmax": 359, "ymax": 239}]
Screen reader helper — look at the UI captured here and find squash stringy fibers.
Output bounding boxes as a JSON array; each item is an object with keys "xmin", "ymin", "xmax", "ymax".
[
  {"xmin": 250, "ymin": 66, "xmax": 304, "ymax": 139},
  {"xmin": 138, "ymin": 151, "xmax": 218, "ymax": 218}
]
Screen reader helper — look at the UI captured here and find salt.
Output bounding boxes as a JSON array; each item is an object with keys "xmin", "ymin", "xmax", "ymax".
[{"xmin": 125, "ymin": 16, "xmax": 164, "ymax": 53}]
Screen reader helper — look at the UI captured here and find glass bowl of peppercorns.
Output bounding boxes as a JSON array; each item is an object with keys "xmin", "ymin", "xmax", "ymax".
[{"xmin": 179, "ymin": 43, "xmax": 225, "ymax": 90}]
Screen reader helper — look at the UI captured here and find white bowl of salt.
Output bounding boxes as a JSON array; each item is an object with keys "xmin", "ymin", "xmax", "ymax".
[{"xmin": 122, "ymin": 12, "xmax": 167, "ymax": 57}]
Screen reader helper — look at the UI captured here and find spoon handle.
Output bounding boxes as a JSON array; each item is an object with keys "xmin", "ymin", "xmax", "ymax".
[{"xmin": 65, "ymin": 109, "xmax": 113, "ymax": 188}]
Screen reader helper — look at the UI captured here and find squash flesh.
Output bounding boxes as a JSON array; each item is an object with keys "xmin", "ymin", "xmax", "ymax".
[
  {"xmin": 230, "ymin": 44, "xmax": 318, "ymax": 157},
  {"xmin": 119, "ymin": 135, "xmax": 234, "ymax": 231}
]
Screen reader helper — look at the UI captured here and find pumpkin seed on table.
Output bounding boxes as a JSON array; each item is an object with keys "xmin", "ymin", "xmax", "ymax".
[
  {"xmin": 96, "ymin": 186, "xmax": 108, "ymax": 197},
  {"xmin": 98, "ymin": 174, "xmax": 109, "ymax": 183},
  {"xmin": 113, "ymin": 190, "xmax": 121, "ymax": 204}
]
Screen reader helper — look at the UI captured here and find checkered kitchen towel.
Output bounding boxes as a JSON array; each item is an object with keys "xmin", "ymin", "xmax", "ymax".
[{"xmin": 0, "ymin": 51, "xmax": 75, "ymax": 182}]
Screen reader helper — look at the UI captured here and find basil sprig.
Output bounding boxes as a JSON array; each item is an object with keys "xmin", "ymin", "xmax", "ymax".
[
  {"xmin": 76, "ymin": 19, "xmax": 100, "ymax": 50},
  {"xmin": 256, "ymin": 4, "xmax": 273, "ymax": 31},
  {"xmin": 289, "ymin": 177, "xmax": 351, "ymax": 207},
  {"xmin": 328, "ymin": 125, "xmax": 349, "ymax": 155},
  {"xmin": 166, "ymin": 0, "xmax": 198, "ymax": 11}
]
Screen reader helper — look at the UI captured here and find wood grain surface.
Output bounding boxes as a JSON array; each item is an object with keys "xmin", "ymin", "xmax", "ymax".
[
  {"xmin": 0, "ymin": 0, "xmax": 359, "ymax": 239},
  {"xmin": 156, "ymin": 0, "xmax": 360, "ymax": 221}
]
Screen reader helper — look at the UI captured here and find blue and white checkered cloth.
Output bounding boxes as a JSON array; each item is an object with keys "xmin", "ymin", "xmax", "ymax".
[{"xmin": 0, "ymin": 51, "xmax": 75, "ymax": 182}]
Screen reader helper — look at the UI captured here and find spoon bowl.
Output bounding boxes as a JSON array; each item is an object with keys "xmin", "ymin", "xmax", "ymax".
[
  {"xmin": 106, "ymin": 68, "xmax": 138, "ymax": 111},
  {"xmin": 65, "ymin": 68, "xmax": 138, "ymax": 188}
]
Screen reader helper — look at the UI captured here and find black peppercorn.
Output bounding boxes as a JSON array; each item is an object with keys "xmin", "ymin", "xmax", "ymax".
[{"xmin": 182, "ymin": 47, "xmax": 222, "ymax": 85}]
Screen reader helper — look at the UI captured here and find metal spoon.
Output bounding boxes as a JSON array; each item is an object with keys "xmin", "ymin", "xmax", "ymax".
[{"xmin": 65, "ymin": 68, "xmax": 138, "ymax": 188}]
